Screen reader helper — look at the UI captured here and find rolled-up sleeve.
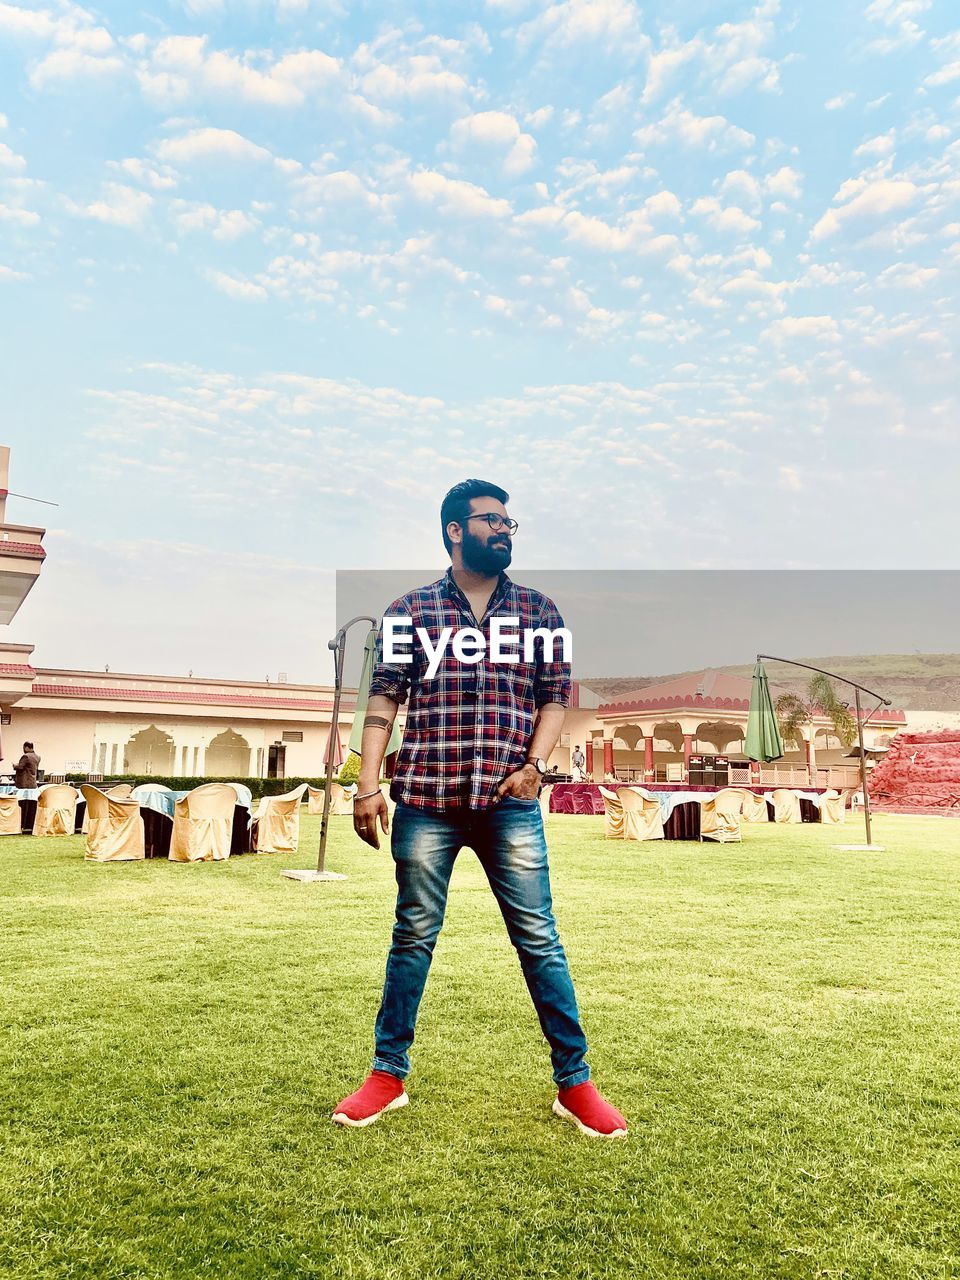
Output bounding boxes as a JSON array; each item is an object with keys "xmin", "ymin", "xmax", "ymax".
[
  {"xmin": 533, "ymin": 598, "xmax": 572, "ymax": 708},
  {"xmin": 368, "ymin": 597, "xmax": 413, "ymax": 706}
]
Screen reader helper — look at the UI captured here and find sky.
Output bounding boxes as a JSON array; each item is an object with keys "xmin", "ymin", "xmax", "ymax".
[{"xmin": 1, "ymin": 0, "xmax": 958, "ymax": 683}]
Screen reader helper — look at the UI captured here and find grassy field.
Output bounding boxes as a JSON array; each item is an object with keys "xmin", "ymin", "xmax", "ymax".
[{"xmin": 2, "ymin": 813, "xmax": 959, "ymax": 1280}]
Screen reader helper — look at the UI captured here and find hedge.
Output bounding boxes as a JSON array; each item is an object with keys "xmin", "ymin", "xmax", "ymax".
[{"xmin": 63, "ymin": 774, "xmax": 385, "ymax": 801}]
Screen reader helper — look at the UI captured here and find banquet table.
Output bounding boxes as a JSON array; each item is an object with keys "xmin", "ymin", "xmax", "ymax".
[
  {"xmin": 547, "ymin": 782, "xmax": 838, "ymax": 840},
  {"xmin": 132, "ymin": 785, "xmax": 254, "ymax": 859}
]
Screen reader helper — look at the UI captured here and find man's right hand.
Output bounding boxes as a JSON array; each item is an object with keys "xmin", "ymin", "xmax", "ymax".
[{"xmin": 353, "ymin": 789, "xmax": 390, "ymax": 849}]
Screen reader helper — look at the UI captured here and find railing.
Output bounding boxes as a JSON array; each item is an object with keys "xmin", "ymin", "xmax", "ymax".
[{"xmin": 604, "ymin": 764, "xmax": 863, "ymax": 789}]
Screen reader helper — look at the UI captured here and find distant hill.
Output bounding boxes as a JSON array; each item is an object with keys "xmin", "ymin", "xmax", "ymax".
[{"xmin": 579, "ymin": 654, "xmax": 960, "ymax": 711}]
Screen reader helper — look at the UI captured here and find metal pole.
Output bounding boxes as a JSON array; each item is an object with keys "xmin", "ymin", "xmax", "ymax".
[
  {"xmin": 757, "ymin": 654, "xmax": 891, "ymax": 706},
  {"xmin": 757, "ymin": 652, "xmax": 888, "ymax": 849},
  {"xmin": 316, "ymin": 615, "xmax": 377, "ymax": 875},
  {"xmin": 854, "ymin": 685, "xmax": 873, "ymax": 848}
]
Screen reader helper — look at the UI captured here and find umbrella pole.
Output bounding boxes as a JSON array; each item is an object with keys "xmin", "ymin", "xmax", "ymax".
[
  {"xmin": 756, "ymin": 653, "xmax": 889, "ymax": 852},
  {"xmin": 316, "ymin": 632, "xmax": 346, "ymax": 874},
  {"xmin": 281, "ymin": 613, "xmax": 377, "ymax": 885},
  {"xmin": 854, "ymin": 685, "xmax": 874, "ymax": 848}
]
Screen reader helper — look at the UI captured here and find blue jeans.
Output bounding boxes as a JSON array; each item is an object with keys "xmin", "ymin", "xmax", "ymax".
[{"xmin": 372, "ymin": 796, "xmax": 590, "ymax": 1088}]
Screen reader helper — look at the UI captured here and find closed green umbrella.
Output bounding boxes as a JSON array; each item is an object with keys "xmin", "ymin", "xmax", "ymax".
[
  {"xmin": 745, "ymin": 660, "xmax": 784, "ymax": 762},
  {"xmin": 347, "ymin": 627, "xmax": 402, "ymax": 759}
]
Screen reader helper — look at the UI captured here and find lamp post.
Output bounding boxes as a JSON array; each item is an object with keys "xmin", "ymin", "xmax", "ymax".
[{"xmin": 281, "ymin": 614, "xmax": 377, "ymax": 884}]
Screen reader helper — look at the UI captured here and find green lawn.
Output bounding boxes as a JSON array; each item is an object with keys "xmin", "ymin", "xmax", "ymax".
[{"xmin": 2, "ymin": 813, "xmax": 959, "ymax": 1280}]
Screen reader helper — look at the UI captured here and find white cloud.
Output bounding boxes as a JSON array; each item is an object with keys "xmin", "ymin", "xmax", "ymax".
[
  {"xmin": 295, "ymin": 169, "xmax": 383, "ymax": 211},
  {"xmin": 517, "ymin": 0, "xmax": 644, "ymax": 50},
  {"xmin": 690, "ymin": 195, "xmax": 760, "ymax": 233},
  {"xmin": 172, "ymin": 201, "xmax": 259, "ymax": 239},
  {"xmin": 854, "ymin": 130, "xmax": 896, "ymax": 158},
  {"xmin": 155, "ymin": 127, "xmax": 283, "ymax": 168},
  {"xmin": 877, "ymin": 262, "xmax": 939, "ymax": 288},
  {"xmin": 762, "ymin": 315, "xmax": 840, "ymax": 342},
  {"xmin": 718, "ymin": 168, "xmax": 762, "ymax": 209},
  {"xmin": 644, "ymin": 189, "xmax": 682, "ymax": 218},
  {"xmin": 642, "ymin": 37, "xmax": 703, "ymax": 105},
  {"xmin": 863, "ymin": 0, "xmax": 930, "ymax": 52},
  {"xmin": 79, "ymin": 182, "xmax": 153, "ymax": 228},
  {"xmin": 355, "ymin": 41, "xmax": 471, "ymax": 102},
  {"xmin": 634, "ymin": 98, "xmax": 755, "ymax": 152},
  {"xmin": 0, "ymin": 262, "xmax": 31, "ymax": 280},
  {"xmin": 810, "ymin": 176, "xmax": 922, "ymax": 240},
  {"xmin": 924, "ymin": 60, "xmax": 960, "ymax": 88},
  {"xmin": 525, "ymin": 105, "xmax": 554, "ymax": 128},
  {"xmin": 719, "ymin": 270, "xmax": 789, "ymax": 309},
  {"xmin": 0, "ymin": 141, "xmax": 26, "ymax": 171},
  {"xmin": 765, "ymin": 165, "xmax": 802, "ymax": 198},
  {"xmin": 109, "ymin": 158, "xmax": 179, "ymax": 190},
  {"xmin": 450, "ymin": 110, "xmax": 538, "ymax": 176},
  {"xmin": 0, "ymin": 2, "xmax": 113, "ymax": 50},
  {"xmin": 825, "ymin": 91, "xmax": 855, "ymax": 109},
  {"xmin": 29, "ymin": 48, "xmax": 125, "ymax": 88},
  {"xmin": 137, "ymin": 36, "xmax": 342, "ymax": 108},
  {"xmin": 205, "ymin": 268, "xmax": 268, "ymax": 300},
  {"xmin": 409, "ymin": 170, "xmax": 512, "ymax": 218},
  {"xmin": 0, "ymin": 202, "xmax": 40, "ymax": 225}
]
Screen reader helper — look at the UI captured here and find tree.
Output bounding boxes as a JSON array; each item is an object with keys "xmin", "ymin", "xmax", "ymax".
[
  {"xmin": 337, "ymin": 752, "xmax": 361, "ymax": 786},
  {"xmin": 776, "ymin": 674, "xmax": 857, "ymax": 783}
]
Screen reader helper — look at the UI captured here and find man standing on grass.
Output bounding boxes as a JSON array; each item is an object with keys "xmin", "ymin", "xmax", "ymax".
[{"xmin": 332, "ymin": 479, "xmax": 627, "ymax": 1138}]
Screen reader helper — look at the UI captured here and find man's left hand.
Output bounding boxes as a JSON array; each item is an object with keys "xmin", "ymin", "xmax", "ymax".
[{"xmin": 495, "ymin": 763, "xmax": 541, "ymax": 801}]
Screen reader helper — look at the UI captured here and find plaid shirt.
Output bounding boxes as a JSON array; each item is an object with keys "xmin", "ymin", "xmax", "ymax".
[{"xmin": 369, "ymin": 568, "xmax": 571, "ymax": 811}]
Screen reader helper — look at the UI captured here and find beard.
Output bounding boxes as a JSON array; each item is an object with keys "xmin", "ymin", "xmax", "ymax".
[{"xmin": 462, "ymin": 528, "xmax": 512, "ymax": 575}]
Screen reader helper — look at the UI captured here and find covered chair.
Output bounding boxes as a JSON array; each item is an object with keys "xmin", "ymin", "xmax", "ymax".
[
  {"xmin": 598, "ymin": 786, "xmax": 624, "ymax": 839},
  {"xmin": 80, "ymin": 784, "xmax": 144, "ymax": 862},
  {"xmin": 818, "ymin": 789, "xmax": 845, "ymax": 825},
  {"xmin": 169, "ymin": 783, "xmax": 235, "ymax": 863},
  {"xmin": 770, "ymin": 789, "xmax": 802, "ymax": 823},
  {"xmin": 701, "ymin": 791, "xmax": 743, "ymax": 843},
  {"xmin": 538, "ymin": 783, "xmax": 552, "ymax": 823},
  {"xmin": 717, "ymin": 787, "xmax": 768, "ymax": 823},
  {"xmin": 33, "ymin": 785, "xmax": 79, "ymax": 837},
  {"xmin": 0, "ymin": 794, "xmax": 22, "ymax": 836},
  {"xmin": 254, "ymin": 783, "xmax": 309, "ymax": 854},
  {"xmin": 619, "ymin": 787, "xmax": 664, "ymax": 841},
  {"xmin": 309, "ymin": 782, "xmax": 354, "ymax": 816},
  {"xmin": 103, "ymin": 783, "xmax": 134, "ymax": 799}
]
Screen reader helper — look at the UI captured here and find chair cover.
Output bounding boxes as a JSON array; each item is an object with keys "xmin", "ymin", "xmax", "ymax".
[
  {"xmin": 771, "ymin": 789, "xmax": 802, "ymax": 823},
  {"xmin": 619, "ymin": 787, "xmax": 664, "ymax": 841},
  {"xmin": 255, "ymin": 783, "xmax": 309, "ymax": 854},
  {"xmin": 132, "ymin": 784, "xmax": 172, "ymax": 801},
  {"xmin": 598, "ymin": 786, "xmax": 624, "ymax": 839},
  {"xmin": 717, "ymin": 787, "xmax": 768, "ymax": 823},
  {"xmin": 169, "ymin": 783, "xmax": 235, "ymax": 862},
  {"xmin": 0, "ymin": 794, "xmax": 21, "ymax": 836},
  {"xmin": 701, "ymin": 791, "xmax": 743, "ymax": 843},
  {"xmin": 33, "ymin": 785, "xmax": 79, "ymax": 837},
  {"xmin": 537, "ymin": 783, "xmax": 552, "ymax": 824},
  {"xmin": 80, "ymin": 784, "xmax": 144, "ymax": 861},
  {"xmin": 818, "ymin": 789, "xmax": 845, "ymax": 825},
  {"xmin": 104, "ymin": 783, "xmax": 134, "ymax": 799}
]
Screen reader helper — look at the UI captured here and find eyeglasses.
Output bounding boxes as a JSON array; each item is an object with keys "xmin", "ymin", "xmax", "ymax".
[{"xmin": 465, "ymin": 513, "xmax": 519, "ymax": 535}]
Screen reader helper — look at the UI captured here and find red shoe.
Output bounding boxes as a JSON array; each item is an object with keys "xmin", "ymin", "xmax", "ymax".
[
  {"xmin": 553, "ymin": 1081, "xmax": 628, "ymax": 1138},
  {"xmin": 332, "ymin": 1070, "xmax": 409, "ymax": 1128}
]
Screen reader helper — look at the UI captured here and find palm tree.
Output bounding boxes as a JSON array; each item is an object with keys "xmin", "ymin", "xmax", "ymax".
[{"xmin": 776, "ymin": 673, "xmax": 857, "ymax": 784}]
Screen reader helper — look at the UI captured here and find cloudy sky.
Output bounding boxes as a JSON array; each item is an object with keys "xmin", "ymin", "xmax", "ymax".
[{"xmin": 2, "ymin": 0, "xmax": 958, "ymax": 682}]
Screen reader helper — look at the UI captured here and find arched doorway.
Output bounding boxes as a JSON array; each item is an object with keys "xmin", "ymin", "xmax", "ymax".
[
  {"xmin": 125, "ymin": 726, "xmax": 176, "ymax": 775},
  {"xmin": 206, "ymin": 729, "xmax": 251, "ymax": 776}
]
